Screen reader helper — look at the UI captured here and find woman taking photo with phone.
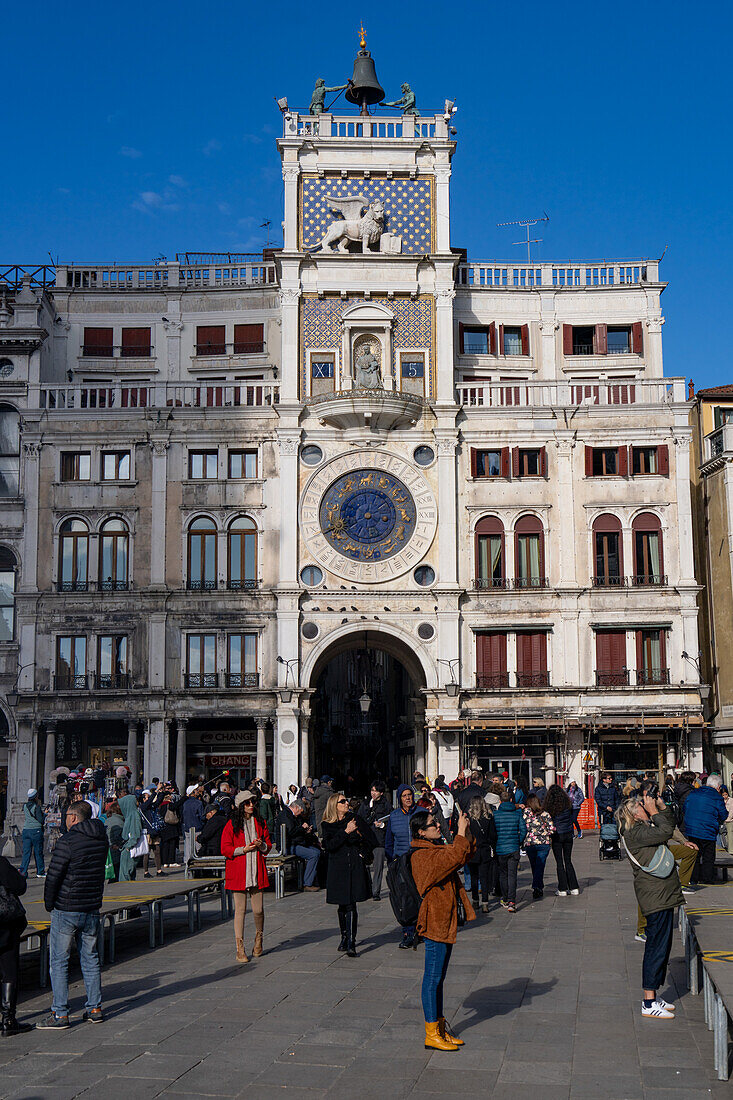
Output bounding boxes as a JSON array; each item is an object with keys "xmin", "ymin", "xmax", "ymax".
[
  {"xmin": 617, "ymin": 790, "xmax": 683, "ymax": 1019},
  {"xmin": 221, "ymin": 790, "xmax": 272, "ymax": 963},
  {"xmin": 322, "ymin": 793, "xmax": 375, "ymax": 957},
  {"xmin": 410, "ymin": 807, "xmax": 475, "ymax": 1051}
]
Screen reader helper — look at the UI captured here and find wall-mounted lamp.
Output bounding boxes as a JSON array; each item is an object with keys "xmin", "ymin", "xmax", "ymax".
[
  {"xmin": 277, "ymin": 655, "xmax": 298, "ymax": 704},
  {"xmin": 437, "ymin": 658, "xmax": 460, "ymax": 697}
]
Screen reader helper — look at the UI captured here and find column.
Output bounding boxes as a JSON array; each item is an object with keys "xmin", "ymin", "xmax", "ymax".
[
  {"xmin": 275, "ymin": 706, "xmax": 300, "ymax": 794},
  {"xmin": 43, "ymin": 722, "xmax": 56, "ymax": 800},
  {"xmin": 278, "ymin": 286, "xmax": 301, "ymax": 402},
  {"xmin": 149, "ymin": 439, "xmax": 169, "ymax": 588},
  {"xmin": 281, "ymin": 164, "xmax": 299, "ymax": 253},
  {"xmin": 175, "ymin": 718, "xmax": 188, "ymax": 794},
  {"xmin": 255, "ymin": 716, "xmax": 268, "ymax": 782},
  {"xmin": 426, "ymin": 717, "xmax": 439, "ymax": 783},
  {"xmin": 434, "ymin": 166, "xmax": 452, "ymax": 253},
  {"xmin": 19, "ymin": 442, "xmax": 42, "ymax": 592},
  {"xmin": 554, "ymin": 436, "xmax": 577, "ymax": 586},
  {"xmin": 127, "ymin": 720, "xmax": 139, "ymax": 789},
  {"xmin": 544, "ymin": 746, "xmax": 556, "ymax": 786},
  {"xmin": 435, "ymin": 437, "xmax": 458, "ymax": 583},
  {"xmin": 146, "ymin": 717, "xmax": 168, "ymax": 783},
  {"xmin": 299, "ymin": 701, "xmax": 310, "ymax": 786}
]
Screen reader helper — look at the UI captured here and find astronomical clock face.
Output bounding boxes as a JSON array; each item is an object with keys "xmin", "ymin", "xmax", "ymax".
[{"xmin": 301, "ymin": 450, "xmax": 437, "ymax": 583}]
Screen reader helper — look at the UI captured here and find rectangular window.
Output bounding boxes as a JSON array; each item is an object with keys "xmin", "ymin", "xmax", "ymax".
[
  {"xmin": 588, "ymin": 447, "xmax": 623, "ymax": 477},
  {"xmin": 607, "ymin": 325, "xmax": 631, "ymax": 354},
  {"xmin": 82, "ymin": 327, "xmax": 113, "ymax": 357},
  {"xmin": 569, "ymin": 325, "xmax": 594, "ymax": 356},
  {"xmin": 630, "ymin": 446, "xmax": 668, "ymax": 476},
  {"xmin": 228, "ymin": 450, "xmax": 258, "ymax": 479},
  {"xmin": 595, "ymin": 630, "xmax": 628, "ymax": 686},
  {"xmin": 227, "ymin": 633, "xmax": 258, "ymax": 687},
  {"xmin": 0, "ymin": 564, "xmax": 15, "ymax": 641},
  {"xmin": 501, "ymin": 325, "xmax": 525, "ymax": 355},
  {"xmin": 195, "ymin": 325, "xmax": 226, "ymax": 356},
  {"xmin": 61, "ymin": 452, "xmax": 91, "ymax": 481},
  {"xmin": 462, "ymin": 328, "xmax": 489, "ymax": 354},
  {"xmin": 97, "ymin": 635, "xmax": 128, "ymax": 688},
  {"xmin": 56, "ymin": 635, "xmax": 87, "ymax": 689},
  {"xmin": 120, "ymin": 327, "xmax": 152, "ymax": 357},
  {"xmin": 475, "ymin": 450, "xmax": 501, "ymax": 477},
  {"xmin": 186, "ymin": 633, "xmax": 217, "ymax": 688},
  {"xmin": 513, "ymin": 448, "xmax": 545, "ymax": 478},
  {"xmin": 101, "ymin": 451, "xmax": 131, "ymax": 480},
  {"xmin": 636, "ymin": 629, "xmax": 669, "ymax": 686},
  {"xmin": 233, "ymin": 323, "xmax": 264, "ymax": 354},
  {"xmin": 476, "ymin": 632, "xmax": 508, "ymax": 690},
  {"xmin": 516, "ymin": 632, "xmax": 549, "ymax": 688},
  {"xmin": 188, "ymin": 451, "xmax": 218, "ymax": 479},
  {"xmin": 714, "ymin": 407, "xmax": 733, "ymax": 429}
]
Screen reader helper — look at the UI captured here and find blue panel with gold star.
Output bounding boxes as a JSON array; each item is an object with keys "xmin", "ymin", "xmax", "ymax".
[
  {"xmin": 301, "ymin": 175, "xmax": 433, "ymax": 253},
  {"xmin": 319, "ymin": 469, "xmax": 418, "ymax": 562}
]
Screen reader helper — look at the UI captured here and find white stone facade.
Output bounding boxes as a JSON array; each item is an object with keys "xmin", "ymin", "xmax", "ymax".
[{"xmin": 0, "ymin": 103, "xmax": 703, "ymax": 828}]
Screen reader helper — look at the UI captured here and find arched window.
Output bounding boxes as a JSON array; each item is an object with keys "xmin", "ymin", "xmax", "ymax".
[
  {"xmin": 632, "ymin": 512, "xmax": 664, "ymax": 585},
  {"xmin": 593, "ymin": 514, "xmax": 623, "ymax": 586},
  {"xmin": 228, "ymin": 517, "xmax": 257, "ymax": 589},
  {"xmin": 475, "ymin": 517, "xmax": 505, "ymax": 589},
  {"xmin": 0, "ymin": 547, "xmax": 17, "ymax": 641},
  {"xmin": 59, "ymin": 519, "xmax": 89, "ymax": 591},
  {"xmin": 188, "ymin": 517, "xmax": 217, "ymax": 590},
  {"xmin": 99, "ymin": 518, "xmax": 129, "ymax": 591},
  {"xmin": 514, "ymin": 515, "xmax": 546, "ymax": 588},
  {"xmin": 0, "ymin": 405, "xmax": 20, "ymax": 498}
]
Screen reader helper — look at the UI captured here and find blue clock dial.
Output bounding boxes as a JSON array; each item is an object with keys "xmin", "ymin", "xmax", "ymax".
[{"xmin": 319, "ymin": 469, "xmax": 417, "ymax": 561}]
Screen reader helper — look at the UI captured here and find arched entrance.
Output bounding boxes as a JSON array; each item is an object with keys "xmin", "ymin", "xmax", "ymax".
[{"xmin": 307, "ymin": 630, "xmax": 427, "ymax": 792}]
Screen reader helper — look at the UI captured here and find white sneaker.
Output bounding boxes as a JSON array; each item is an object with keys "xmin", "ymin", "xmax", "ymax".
[
  {"xmin": 569, "ymin": 889, "xmax": 580, "ymax": 895},
  {"xmin": 635, "ymin": 933, "xmax": 647, "ymax": 942},
  {"xmin": 642, "ymin": 1000, "xmax": 674, "ymax": 1019},
  {"xmin": 656, "ymin": 998, "xmax": 675, "ymax": 1011},
  {"xmin": 556, "ymin": 890, "xmax": 568, "ymax": 897}
]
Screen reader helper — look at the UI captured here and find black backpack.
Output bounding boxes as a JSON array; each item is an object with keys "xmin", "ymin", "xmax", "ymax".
[{"xmin": 386, "ymin": 851, "xmax": 425, "ymax": 927}]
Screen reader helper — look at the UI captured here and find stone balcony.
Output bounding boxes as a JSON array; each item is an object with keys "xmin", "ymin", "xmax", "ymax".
[{"xmin": 306, "ymin": 387, "xmax": 428, "ymax": 430}]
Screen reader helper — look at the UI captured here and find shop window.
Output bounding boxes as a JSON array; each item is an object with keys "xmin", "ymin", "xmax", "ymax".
[
  {"xmin": 228, "ymin": 450, "xmax": 258, "ymax": 479},
  {"xmin": 516, "ymin": 632, "xmax": 549, "ymax": 688},
  {"xmin": 475, "ymin": 517, "xmax": 505, "ymax": 589},
  {"xmin": 593, "ymin": 514, "xmax": 624, "ymax": 586},
  {"xmin": 0, "ymin": 547, "xmax": 17, "ymax": 641},
  {"xmin": 101, "ymin": 451, "xmax": 131, "ymax": 480},
  {"xmin": 0, "ymin": 406, "xmax": 20, "ymax": 497},
  {"xmin": 56, "ymin": 635, "xmax": 87, "ymax": 689},
  {"xmin": 188, "ymin": 451, "xmax": 218, "ymax": 479},
  {"xmin": 515, "ymin": 515, "xmax": 546, "ymax": 588},
  {"xmin": 471, "ymin": 448, "xmax": 509, "ymax": 478},
  {"xmin": 228, "ymin": 517, "xmax": 257, "ymax": 589},
  {"xmin": 636, "ymin": 629, "xmax": 669, "ymax": 685},
  {"xmin": 186, "ymin": 633, "xmax": 217, "ymax": 687},
  {"xmin": 99, "ymin": 518, "xmax": 129, "ymax": 591},
  {"xmin": 196, "ymin": 325, "xmax": 226, "ymax": 356},
  {"xmin": 632, "ymin": 513, "xmax": 664, "ymax": 585},
  {"xmin": 187, "ymin": 517, "xmax": 217, "ymax": 590},
  {"xmin": 227, "ymin": 633, "xmax": 258, "ymax": 686},
  {"xmin": 61, "ymin": 452, "xmax": 91, "ymax": 481},
  {"xmin": 595, "ymin": 630, "xmax": 628, "ymax": 686},
  {"xmin": 97, "ymin": 635, "xmax": 128, "ymax": 688},
  {"xmin": 476, "ymin": 632, "xmax": 508, "ymax": 689},
  {"xmin": 121, "ymin": 327, "xmax": 152, "ymax": 357},
  {"xmin": 83, "ymin": 327, "xmax": 113, "ymax": 357},
  {"xmin": 59, "ymin": 519, "xmax": 89, "ymax": 591}
]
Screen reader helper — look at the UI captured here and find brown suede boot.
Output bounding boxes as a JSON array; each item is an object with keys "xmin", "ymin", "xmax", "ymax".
[
  {"xmin": 424, "ymin": 1021, "xmax": 459, "ymax": 1051},
  {"xmin": 252, "ymin": 931, "xmax": 263, "ymax": 957},
  {"xmin": 439, "ymin": 1017, "xmax": 464, "ymax": 1046},
  {"xmin": 236, "ymin": 938, "xmax": 249, "ymax": 963}
]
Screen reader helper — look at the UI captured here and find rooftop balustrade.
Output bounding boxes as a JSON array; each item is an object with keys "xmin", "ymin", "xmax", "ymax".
[
  {"xmin": 456, "ymin": 259, "xmax": 660, "ymax": 289},
  {"xmin": 32, "ymin": 381, "xmax": 279, "ymax": 413},
  {"xmin": 282, "ymin": 111, "xmax": 449, "ymax": 141}
]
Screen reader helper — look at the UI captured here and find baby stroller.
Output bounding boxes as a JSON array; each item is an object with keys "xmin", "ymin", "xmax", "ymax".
[{"xmin": 599, "ymin": 814, "xmax": 621, "ymax": 860}]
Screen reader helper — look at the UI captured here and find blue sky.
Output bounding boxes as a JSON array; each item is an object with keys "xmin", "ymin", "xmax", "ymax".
[{"xmin": 1, "ymin": 0, "xmax": 730, "ymax": 385}]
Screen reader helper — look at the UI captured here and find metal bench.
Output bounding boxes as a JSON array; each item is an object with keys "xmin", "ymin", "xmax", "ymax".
[
  {"xmin": 679, "ymin": 897, "xmax": 732, "ymax": 1080},
  {"xmin": 185, "ymin": 826, "xmax": 305, "ymax": 899}
]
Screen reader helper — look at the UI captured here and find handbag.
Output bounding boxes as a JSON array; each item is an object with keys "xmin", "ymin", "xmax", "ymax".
[
  {"xmin": 104, "ymin": 849, "xmax": 116, "ymax": 882},
  {"xmin": 164, "ymin": 807, "xmax": 179, "ymax": 826},
  {"xmin": 622, "ymin": 838, "xmax": 675, "ymax": 878},
  {"xmin": 129, "ymin": 833, "xmax": 149, "ymax": 859},
  {"xmin": 456, "ymin": 893, "xmax": 467, "ymax": 927},
  {"xmin": 0, "ymin": 885, "xmax": 26, "ymax": 922}
]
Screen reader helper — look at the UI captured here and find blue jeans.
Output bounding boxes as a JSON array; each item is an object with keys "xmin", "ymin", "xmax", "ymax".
[
  {"xmin": 20, "ymin": 828, "xmax": 44, "ymax": 875},
  {"xmin": 49, "ymin": 910, "xmax": 102, "ymax": 1016},
  {"xmin": 526, "ymin": 844, "xmax": 550, "ymax": 890},
  {"xmin": 421, "ymin": 938, "xmax": 452, "ymax": 1021},
  {"xmin": 293, "ymin": 844, "xmax": 320, "ymax": 886}
]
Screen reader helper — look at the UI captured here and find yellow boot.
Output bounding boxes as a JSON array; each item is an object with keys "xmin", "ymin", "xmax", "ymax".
[
  {"xmin": 424, "ymin": 1021, "xmax": 460, "ymax": 1051},
  {"xmin": 439, "ymin": 1017, "xmax": 464, "ymax": 1046}
]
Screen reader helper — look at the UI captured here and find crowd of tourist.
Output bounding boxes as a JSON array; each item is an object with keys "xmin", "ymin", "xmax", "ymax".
[{"xmin": 0, "ymin": 761, "xmax": 730, "ymax": 1041}]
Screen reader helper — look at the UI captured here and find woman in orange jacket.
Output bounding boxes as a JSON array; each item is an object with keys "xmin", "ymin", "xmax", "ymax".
[
  {"xmin": 220, "ymin": 790, "xmax": 272, "ymax": 962},
  {"xmin": 410, "ymin": 806, "xmax": 475, "ymax": 1051}
]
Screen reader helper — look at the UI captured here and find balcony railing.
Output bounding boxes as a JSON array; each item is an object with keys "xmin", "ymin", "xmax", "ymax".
[
  {"xmin": 53, "ymin": 673, "xmax": 89, "ymax": 690},
  {"xmin": 225, "ymin": 672, "xmax": 260, "ymax": 688},
  {"xmin": 456, "ymin": 259, "xmax": 658, "ymax": 289},
  {"xmin": 592, "ymin": 575, "xmax": 627, "ymax": 588},
  {"xmin": 100, "ymin": 579, "xmax": 129, "ymax": 592},
  {"xmin": 516, "ymin": 671, "xmax": 550, "ymax": 689},
  {"xmin": 637, "ymin": 667, "xmax": 670, "ymax": 686},
  {"xmin": 53, "ymin": 672, "xmax": 133, "ymax": 690},
  {"xmin": 285, "ymin": 111, "xmax": 444, "ymax": 140},
  {"xmin": 632, "ymin": 574, "xmax": 667, "ymax": 587},
  {"xmin": 56, "ymin": 257, "xmax": 277, "ymax": 290},
  {"xmin": 184, "ymin": 673, "xmax": 219, "ymax": 689},
  {"xmin": 195, "ymin": 342, "xmax": 265, "ymax": 357},
  {"xmin": 473, "ymin": 577, "xmax": 510, "ymax": 590},
  {"xmin": 457, "ymin": 377, "xmax": 686, "ymax": 409},
  {"xmin": 472, "ymin": 577, "xmax": 547, "ymax": 591},
  {"xmin": 82, "ymin": 345, "xmax": 154, "ymax": 359},
  {"xmin": 513, "ymin": 576, "xmax": 549, "ymax": 590},
  {"xmin": 595, "ymin": 669, "xmax": 630, "ymax": 687},
  {"xmin": 35, "ymin": 381, "xmax": 279, "ymax": 412},
  {"xmin": 183, "ymin": 672, "xmax": 260, "ymax": 689},
  {"xmin": 57, "ymin": 580, "xmax": 89, "ymax": 593},
  {"xmin": 187, "ymin": 579, "xmax": 218, "ymax": 591},
  {"xmin": 227, "ymin": 579, "xmax": 258, "ymax": 591},
  {"xmin": 96, "ymin": 673, "xmax": 132, "ymax": 689},
  {"xmin": 476, "ymin": 673, "xmax": 510, "ymax": 691}
]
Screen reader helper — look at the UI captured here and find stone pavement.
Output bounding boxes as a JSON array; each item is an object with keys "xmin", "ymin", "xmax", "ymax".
[{"xmin": 1, "ymin": 840, "xmax": 729, "ymax": 1100}]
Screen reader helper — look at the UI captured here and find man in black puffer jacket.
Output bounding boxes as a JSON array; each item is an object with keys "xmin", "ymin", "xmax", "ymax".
[{"xmin": 37, "ymin": 800, "xmax": 109, "ymax": 1030}]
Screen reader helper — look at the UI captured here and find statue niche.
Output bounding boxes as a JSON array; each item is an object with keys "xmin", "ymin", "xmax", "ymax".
[{"xmin": 352, "ymin": 335, "xmax": 383, "ymax": 390}]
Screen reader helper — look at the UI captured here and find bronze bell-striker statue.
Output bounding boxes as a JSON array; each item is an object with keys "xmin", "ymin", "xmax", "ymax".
[{"xmin": 345, "ymin": 25, "xmax": 385, "ymax": 115}]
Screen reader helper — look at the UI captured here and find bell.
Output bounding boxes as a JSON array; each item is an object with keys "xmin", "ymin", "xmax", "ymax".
[{"xmin": 345, "ymin": 30, "xmax": 384, "ymax": 115}]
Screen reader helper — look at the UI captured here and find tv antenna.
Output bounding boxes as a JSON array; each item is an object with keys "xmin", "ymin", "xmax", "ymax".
[
  {"xmin": 260, "ymin": 219, "xmax": 272, "ymax": 247},
  {"xmin": 496, "ymin": 212, "xmax": 549, "ymax": 264}
]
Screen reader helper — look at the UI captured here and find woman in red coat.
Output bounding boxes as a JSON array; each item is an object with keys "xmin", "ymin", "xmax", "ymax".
[{"xmin": 220, "ymin": 790, "xmax": 272, "ymax": 962}]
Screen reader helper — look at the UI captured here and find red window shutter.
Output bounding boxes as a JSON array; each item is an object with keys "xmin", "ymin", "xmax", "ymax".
[
  {"xmin": 585, "ymin": 446, "xmax": 594, "ymax": 476},
  {"xmin": 459, "ymin": 322, "xmax": 465, "ymax": 354},
  {"xmin": 635, "ymin": 630, "xmax": 643, "ymax": 673},
  {"xmin": 520, "ymin": 324, "xmax": 529, "ymax": 356},
  {"xmin": 197, "ymin": 325, "xmax": 226, "ymax": 354},
  {"xmin": 518, "ymin": 633, "xmax": 546, "ymax": 674},
  {"xmin": 477, "ymin": 633, "xmax": 507, "ymax": 678},
  {"xmin": 121, "ymin": 327, "xmax": 151, "ymax": 356},
  {"xmin": 470, "ymin": 448, "xmax": 478, "ymax": 478},
  {"xmin": 659, "ymin": 629, "xmax": 667, "ymax": 668},
  {"xmin": 596, "ymin": 631, "xmax": 610, "ymax": 671},
  {"xmin": 499, "ymin": 324, "xmax": 505, "ymax": 355},
  {"xmin": 489, "ymin": 322, "xmax": 496, "ymax": 355},
  {"xmin": 511, "ymin": 446, "xmax": 520, "ymax": 478},
  {"xmin": 540, "ymin": 447, "xmax": 547, "ymax": 477},
  {"xmin": 595, "ymin": 323, "xmax": 608, "ymax": 354},
  {"xmin": 538, "ymin": 527, "xmax": 546, "ymax": 580},
  {"xmin": 500, "ymin": 447, "xmax": 510, "ymax": 477},
  {"xmin": 563, "ymin": 325, "xmax": 573, "ymax": 355},
  {"xmin": 233, "ymin": 323, "xmax": 263, "ymax": 352},
  {"xmin": 632, "ymin": 321, "xmax": 643, "ymax": 355},
  {"xmin": 83, "ymin": 327, "xmax": 113, "ymax": 355},
  {"xmin": 618, "ymin": 446, "xmax": 628, "ymax": 477},
  {"xmin": 657, "ymin": 445, "xmax": 669, "ymax": 476}
]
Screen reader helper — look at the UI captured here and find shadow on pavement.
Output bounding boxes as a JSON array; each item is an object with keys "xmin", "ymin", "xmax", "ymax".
[{"xmin": 456, "ymin": 976, "xmax": 558, "ymax": 1032}]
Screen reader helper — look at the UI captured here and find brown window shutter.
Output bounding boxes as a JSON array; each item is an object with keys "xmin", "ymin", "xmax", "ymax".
[
  {"xmin": 470, "ymin": 448, "xmax": 478, "ymax": 478},
  {"xmin": 511, "ymin": 446, "xmax": 519, "ymax": 478},
  {"xmin": 657, "ymin": 445, "xmax": 669, "ymax": 476},
  {"xmin": 459, "ymin": 322, "xmax": 465, "ymax": 354},
  {"xmin": 596, "ymin": 631, "xmax": 610, "ymax": 671},
  {"xmin": 538, "ymin": 527, "xmax": 546, "ymax": 580},
  {"xmin": 520, "ymin": 324, "xmax": 529, "ymax": 356},
  {"xmin": 500, "ymin": 447, "xmax": 510, "ymax": 478},
  {"xmin": 233, "ymin": 323, "xmax": 264, "ymax": 352},
  {"xmin": 595, "ymin": 323, "xmax": 608, "ymax": 354},
  {"xmin": 659, "ymin": 629, "xmax": 667, "ymax": 668},
  {"xmin": 563, "ymin": 325, "xmax": 573, "ymax": 355},
  {"xmin": 618, "ymin": 446, "xmax": 628, "ymax": 477},
  {"xmin": 632, "ymin": 321, "xmax": 644, "ymax": 355},
  {"xmin": 635, "ymin": 629, "xmax": 643, "ymax": 673},
  {"xmin": 489, "ymin": 322, "xmax": 496, "ymax": 355},
  {"xmin": 121, "ymin": 327, "xmax": 151, "ymax": 356},
  {"xmin": 499, "ymin": 324, "xmax": 505, "ymax": 355},
  {"xmin": 83, "ymin": 327, "xmax": 113, "ymax": 356},
  {"xmin": 585, "ymin": 446, "xmax": 594, "ymax": 476},
  {"xmin": 540, "ymin": 447, "xmax": 547, "ymax": 478},
  {"xmin": 196, "ymin": 325, "xmax": 226, "ymax": 354}
]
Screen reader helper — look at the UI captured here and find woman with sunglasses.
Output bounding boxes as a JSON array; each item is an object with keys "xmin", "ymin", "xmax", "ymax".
[
  {"xmin": 410, "ymin": 807, "xmax": 476, "ymax": 1051},
  {"xmin": 221, "ymin": 790, "xmax": 272, "ymax": 963},
  {"xmin": 321, "ymin": 793, "xmax": 376, "ymax": 957}
]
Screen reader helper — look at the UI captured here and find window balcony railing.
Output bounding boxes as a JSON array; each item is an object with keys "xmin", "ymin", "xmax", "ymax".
[
  {"xmin": 472, "ymin": 577, "xmax": 548, "ymax": 591},
  {"xmin": 195, "ymin": 343, "xmax": 227, "ymax": 356},
  {"xmin": 225, "ymin": 672, "xmax": 260, "ymax": 688},
  {"xmin": 516, "ymin": 671, "xmax": 550, "ymax": 689},
  {"xmin": 513, "ymin": 576, "xmax": 549, "ymax": 590},
  {"xmin": 632, "ymin": 574, "xmax": 667, "ymax": 587},
  {"xmin": 196, "ymin": 341, "xmax": 265, "ymax": 357},
  {"xmin": 53, "ymin": 673, "xmax": 90, "ymax": 690},
  {"xmin": 636, "ymin": 667, "xmax": 670, "ymax": 686},
  {"xmin": 184, "ymin": 673, "xmax": 220, "ymax": 689},
  {"xmin": 473, "ymin": 577, "xmax": 510, "ymax": 590},
  {"xmin": 57, "ymin": 580, "xmax": 89, "ymax": 593},
  {"xmin": 227, "ymin": 579, "xmax": 259, "ymax": 591},
  {"xmin": 476, "ymin": 673, "xmax": 510, "ymax": 691},
  {"xmin": 570, "ymin": 344, "xmax": 594, "ymax": 356},
  {"xmin": 100, "ymin": 579, "xmax": 129, "ymax": 592},
  {"xmin": 592, "ymin": 575, "xmax": 627, "ymax": 588},
  {"xmin": 233, "ymin": 341, "xmax": 265, "ymax": 355},
  {"xmin": 187, "ymin": 579, "xmax": 218, "ymax": 591},
  {"xmin": 96, "ymin": 672, "xmax": 132, "ymax": 689},
  {"xmin": 82, "ymin": 345, "xmax": 154, "ymax": 358},
  {"xmin": 595, "ymin": 669, "xmax": 630, "ymax": 687}
]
